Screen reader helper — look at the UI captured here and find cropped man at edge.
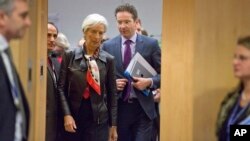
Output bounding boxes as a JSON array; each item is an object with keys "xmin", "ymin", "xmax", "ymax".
[{"xmin": 0, "ymin": 0, "xmax": 31, "ymax": 141}]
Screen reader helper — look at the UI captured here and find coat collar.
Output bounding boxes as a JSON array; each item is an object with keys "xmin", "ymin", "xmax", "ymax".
[
  {"xmin": 118, "ymin": 34, "xmax": 144, "ymax": 53},
  {"xmin": 74, "ymin": 46, "xmax": 107, "ymax": 63}
]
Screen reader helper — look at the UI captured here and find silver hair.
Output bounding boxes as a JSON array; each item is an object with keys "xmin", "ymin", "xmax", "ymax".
[
  {"xmin": 81, "ymin": 13, "xmax": 108, "ymax": 33},
  {"xmin": 0, "ymin": 0, "xmax": 14, "ymax": 15},
  {"xmin": 0, "ymin": 0, "xmax": 27, "ymax": 15},
  {"xmin": 55, "ymin": 32, "xmax": 70, "ymax": 49}
]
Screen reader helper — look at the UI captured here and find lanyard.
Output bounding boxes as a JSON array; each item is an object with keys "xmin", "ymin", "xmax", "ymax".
[
  {"xmin": 0, "ymin": 51, "xmax": 20, "ymax": 108},
  {"xmin": 226, "ymin": 94, "xmax": 250, "ymax": 141}
]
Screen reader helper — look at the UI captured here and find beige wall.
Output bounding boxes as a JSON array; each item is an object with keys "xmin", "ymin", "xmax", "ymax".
[
  {"xmin": 10, "ymin": 0, "xmax": 47, "ymax": 141},
  {"xmin": 161, "ymin": 0, "xmax": 250, "ymax": 141},
  {"xmin": 161, "ymin": 0, "xmax": 195, "ymax": 140}
]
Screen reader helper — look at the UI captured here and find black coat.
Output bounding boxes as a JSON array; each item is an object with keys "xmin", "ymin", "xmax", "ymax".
[
  {"xmin": 46, "ymin": 56, "xmax": 61, "ymax": 141},
  {"xmin": 57, "ymin": 47, "xmax": 117, "ymax": 126}
]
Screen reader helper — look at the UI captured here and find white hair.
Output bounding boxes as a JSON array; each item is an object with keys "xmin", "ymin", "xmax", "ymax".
[
  {"xmin": 81, "ymin": 13, "xmax": 108, "ymax": 33},
  {"xmin": 55, "ymin": 32, "xmax": 70, "ymax": 49}
]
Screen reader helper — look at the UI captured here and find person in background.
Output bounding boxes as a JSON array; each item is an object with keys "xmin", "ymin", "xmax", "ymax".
[
  {"xmin": 47, "ymin": 22, "xmax": 61, "ymax": 141},
  {"xmin": 48, "ymin": 22, "xmax": 58, "ymax": 54},
  {"xmin": 101, "ymin": 34, "xmax": 109, "ymax": 44},
  {"xmin": 216, "ymin": 35, "xmax": 250, "ymax": 141},
  {"xmin": 0, "ymin": 0, "xmax": 31, "ymax": 141},
  {"xmin": 57, "ymin": 13, "xmax": 118, "ymax": 141},
  {"xmin": 136, "ymin": 18, "xmax": 148, "ymax": 36},
  {"xmin": 78, "ymin": 37, "xmax": 85, "ymax": 47},
  {"xmin": 102, "ymin": 3, "xmax": 161, "ymax": 141},
  {"xmin": 54, "ymin": 32, "xmax": 70, "ymax": 64}
]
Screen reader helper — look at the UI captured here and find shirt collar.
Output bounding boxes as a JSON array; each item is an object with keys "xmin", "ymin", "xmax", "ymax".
[
  {"xmin": 0, "ymin": 34, "xmax": 9, "ymax": 52},
  {"xmin": 121, "ymin": 33, "xmax": 137, "ymax": 45}
]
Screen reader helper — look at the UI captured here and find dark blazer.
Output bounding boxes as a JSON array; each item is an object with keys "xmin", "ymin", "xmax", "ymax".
[
  {"xmin": 58, "ymin": 47, "xmax": 117, "ymax": 126},
  {"xmin": 46, "ymin": 56, "xmax": 61, "ymax": 141},
  {"xmin": 0, "ymin": 54, "xmax": 29, "ymax": 141},
  {"xmin": 102, "ymin": 34, "xmax": 161, "ymax": 120},
  {"xmin": 216, "ymin": 86, "xmax": 250, "ymax": 140}
]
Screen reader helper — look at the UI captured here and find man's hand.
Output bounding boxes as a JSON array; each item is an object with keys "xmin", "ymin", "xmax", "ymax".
[
  {"xmin": 153, "ymin": 89, "xmax": 161, "ymax": 102},
  {"xmin": 116, "ymin": 78, "xmax": 128, "ymax": 91},
  {"xmin": 132, "ymin": 77, "xmax": 152, "ymax": 90}
]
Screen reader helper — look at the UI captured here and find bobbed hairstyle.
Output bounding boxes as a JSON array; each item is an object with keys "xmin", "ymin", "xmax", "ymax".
[{"xmin": 81, "ymin": 13, "xmax": 108, "ymax": 33}]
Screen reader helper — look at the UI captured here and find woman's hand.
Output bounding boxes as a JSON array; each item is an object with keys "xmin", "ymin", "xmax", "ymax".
[
  {"xmin": 109, "ymin": 126, "xmax": 118, "ymax": 141},
  {"xmin": 64, "ymin": 115, "xmax": 77, "ymax": 133}
]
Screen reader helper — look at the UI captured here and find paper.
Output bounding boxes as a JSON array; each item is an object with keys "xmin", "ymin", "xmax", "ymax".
[
  {"xmin": 125, "ymin": 52, "xmax": 157, "ymax": 78},
  {"xmin": 124, "ymin": 52, "xmax": 157, "ymax": 96}
]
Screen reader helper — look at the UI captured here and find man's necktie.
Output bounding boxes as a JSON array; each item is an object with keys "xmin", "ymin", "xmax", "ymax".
[
  {"xmin": 1, "ymin": 48, "xmax": 27, "ymax": 140},
  {"xmin": 123, "ymin": 40, "xmax": 132, "ymax": 69},
  {"xmin": 123, "ymin": 40, "xmax": 132, "ymax": 101}
]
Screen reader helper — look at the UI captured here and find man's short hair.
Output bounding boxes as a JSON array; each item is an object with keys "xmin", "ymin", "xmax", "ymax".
[
  {"xmin": 0, "ymin": 0, "xmax": 15, "ymax": 15},
  {"xmin": 48, "ymin": 22, "xmax": 59, "ymax": 34},
  {"xmin": 0, "ymin": 0, "xmax": 27, "ymax": 15},
  {"xmin": 115, "ymin": 3, "xmax": 138, "ymax": 21}
]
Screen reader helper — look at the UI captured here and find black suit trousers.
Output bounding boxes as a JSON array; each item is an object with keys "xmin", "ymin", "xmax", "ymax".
[{"xmin": 117, "ymin": 99, "xmax": 153, "ymax": 141}]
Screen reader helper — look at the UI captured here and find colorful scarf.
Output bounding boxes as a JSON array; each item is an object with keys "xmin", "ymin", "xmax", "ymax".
[{"xmin": 82, "ymin": 48, "xmax": 101, "ymax": 99}]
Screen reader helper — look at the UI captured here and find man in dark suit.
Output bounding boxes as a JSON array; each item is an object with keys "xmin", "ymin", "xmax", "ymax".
[
  {"xmin": 102, "ymin": 3, "xmax": 161, "ymax": 141},
  {"xmin": 46, "ymin": 22, "xmax": 62, "ymax": 141},
  {"xmin": 0, "ymin": 0, "xmax": 31, "ymax": 141}
]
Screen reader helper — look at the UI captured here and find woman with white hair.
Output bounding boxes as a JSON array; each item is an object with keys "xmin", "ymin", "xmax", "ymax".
[{"xmin": 57, "ymin": 14, "xmax": 118, "ymax": 141}]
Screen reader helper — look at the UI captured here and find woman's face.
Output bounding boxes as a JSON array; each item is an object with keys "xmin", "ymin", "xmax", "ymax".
[
  {"xmin": 84, "ymin": 23, "xmax": 105, "ymax": 51},
  {"xmin": 233, "ymin": 45, "xmax": 250, "ymax": 80}
]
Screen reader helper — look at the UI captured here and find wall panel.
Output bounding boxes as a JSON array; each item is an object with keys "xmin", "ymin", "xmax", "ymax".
[{"xmin": 161, "ymin": 0, "xmax": 250, "ymax": 140}]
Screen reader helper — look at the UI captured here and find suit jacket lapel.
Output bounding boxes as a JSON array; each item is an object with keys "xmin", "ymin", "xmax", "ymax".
[
  {"xmin": 47, "ymin": 58, "xmax": 57, "ymax": 87},
  {"xmin": 47, "ymin": 63, "xmax": 55, "ymax": 81},
  {"xmin": 135, "ymin": 35, "xmax": 144, "ymax": 54},
  {"xmin": 0, "ymin": 55, "xmax": 10, "ymax": 90},
  {"xmin": 114, "ymin": 37, "xmax": 125, "ymax": 72},
  {"xmin": 50, "ymin": 58, "xmax": 60, "ymax": 77}
]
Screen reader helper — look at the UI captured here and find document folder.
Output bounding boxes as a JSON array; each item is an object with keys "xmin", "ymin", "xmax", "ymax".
[{"xmin": 124, "ymin": 52, "xmax": 157, "ymax": 96}]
